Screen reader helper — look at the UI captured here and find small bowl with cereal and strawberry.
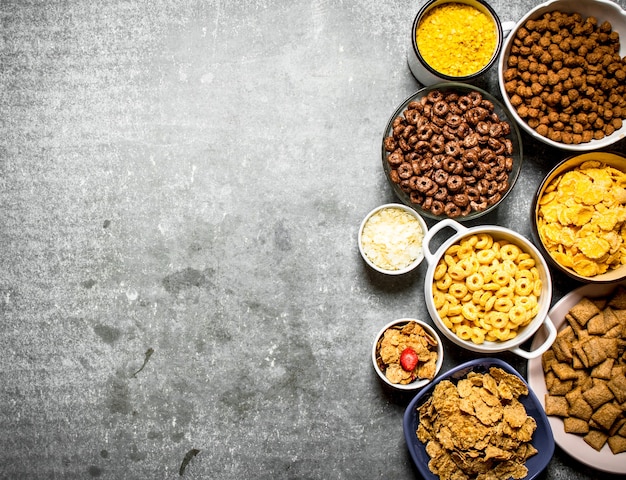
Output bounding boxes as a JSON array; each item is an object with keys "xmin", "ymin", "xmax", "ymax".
[
  {"xmin": 372, "ymin": 318, "xmax": 444, "ymax": 391},
  {"xmin": 382, "ymin": 83, "xmax": 523, "ymax": 222},
  {"xmin": 422, "ymin": 219, "xmax": 558, "ymax": 359},
  {"xmin": 498, "ymin": 0, "xmax": 626, "ymax": 151},
  {"xmin": 532, "ymin": 151, "xmax": 626, "ymax": 283}
]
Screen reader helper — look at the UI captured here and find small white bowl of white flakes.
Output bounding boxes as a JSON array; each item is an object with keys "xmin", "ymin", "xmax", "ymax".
[{"xmin": 358, "ymin": 203, "xmax": 428, "ymax": 275}]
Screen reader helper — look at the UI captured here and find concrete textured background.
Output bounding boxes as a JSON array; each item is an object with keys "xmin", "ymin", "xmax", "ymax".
[{"xmin": 1, "ymin": 0, "xmax": 625, "ymax": 478}]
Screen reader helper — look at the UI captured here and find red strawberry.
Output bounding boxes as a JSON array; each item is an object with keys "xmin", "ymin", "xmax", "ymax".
[{"xmin": 399, "ymin": 347, "xmax": 419, "ymax": 371}]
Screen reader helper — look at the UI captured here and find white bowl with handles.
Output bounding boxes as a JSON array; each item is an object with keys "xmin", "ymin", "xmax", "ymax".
[{"xmin": 422, "ymin": 218, "xmax": 557, "ymax": 359}]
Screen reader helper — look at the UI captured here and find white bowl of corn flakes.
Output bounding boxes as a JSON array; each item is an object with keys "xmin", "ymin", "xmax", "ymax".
[
  {"xmin": 422, "ymin": 219, "xmax": 557, "ymax": 359},
  {"xmin": 532, "ymin": 151, "xmax": 626, "ymax": 283},
  {"xmin": 372, "ymin": 318, "xmax": 444, "ymax": 391},
  {"xmin": 498, "ymin": 0, "xmax": 626, "ymax": 151},
  {"xmin": 358, "ymin": 203, "xmax": 428, "ymax": 275}
]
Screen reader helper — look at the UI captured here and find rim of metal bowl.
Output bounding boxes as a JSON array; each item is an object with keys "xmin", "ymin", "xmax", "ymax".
[{"xmin": 381, "ymin": 82, "xmax": 523, "ymax": 222}]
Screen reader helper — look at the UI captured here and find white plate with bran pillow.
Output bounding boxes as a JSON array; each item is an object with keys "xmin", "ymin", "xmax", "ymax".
[{"xmin": 528, "ymin": 282, "xmax": 626, "ymax": 474}]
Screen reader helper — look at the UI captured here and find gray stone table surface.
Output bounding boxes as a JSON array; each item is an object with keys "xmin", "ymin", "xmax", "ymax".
[{"xmin": 1, "ymin": 0, "xmax": 626, "ymax": 478}]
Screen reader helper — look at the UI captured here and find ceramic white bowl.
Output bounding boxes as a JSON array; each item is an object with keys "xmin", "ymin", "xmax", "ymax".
[
  {"xmin": 531, "ymin": 151, "xmax": 626, "ymax": 283},
  {"xmin": 498, "ymin": 0, "xmax": 626, "ymax": 151},
  {"xmin": 358, "ymin": 203, "xmax": 428, "ymax": 275},
  {"xmin": 422, "ymin": 219, "xmax": 557, "ymax": 359},
  {"xmin": 372, "ymin": 318, "xmax": 444, "ymax": 391}
]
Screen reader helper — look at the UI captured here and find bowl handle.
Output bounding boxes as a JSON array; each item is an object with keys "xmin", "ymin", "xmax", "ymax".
[
  {"xmin": 501, "ymin": 20, "xmax": 516, "ymax": 38},
  {"xmin": 422, "ymin": 219, "xmax": 467, "ymax": 265},
  {"xmin": 510, "ymin": 315, "xmax": 558, "ymax": 360}
]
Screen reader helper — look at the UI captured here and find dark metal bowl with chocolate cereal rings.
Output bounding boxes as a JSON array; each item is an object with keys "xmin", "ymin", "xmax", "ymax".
[{"xmin": 382, "ymin": 82, "xmax": 523, "ymax": 221}]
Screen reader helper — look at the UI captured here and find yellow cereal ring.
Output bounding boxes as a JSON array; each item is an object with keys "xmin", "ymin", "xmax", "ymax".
[
  {"xmin": 504, "ymin": 260, "xmax": 518, "ymax": 275},
  {"xmin": 442, "ymin": 317, "xmax": 453, "ymax": 329},
  {"xmin": 515, "ymin": 269, "xmax": 533, "ymax": 281},
  {"xmin": 508, "ymin": 305, "xmax": 528, "ymax": 325},
  {"xmin": 514, "ymin": 276, "xmax": 533, "ymax": 296},
  {"xmin": 532, "ymin": 279, "xmax": 542, "ymax": 296},
  {"xmin": 464, "ymin": 235, "xmax": 479, "ymax": 247},
  {"xmin": 449, "ymin": 282, "xmax": 469, "ymax": 299},
  {"xmin": 459, "ymin": 256, "xmax": 479, "ymax": 275},
  {"xmin": 478, "ymin": 291, "xmax": 493, "ymax": 306},
  {"xmin": 444, "ymin": 254, "xmax": 457, "ymax": 267},
  {"xmin": 484, "ymin": 295, "xmax": 497, "ymax": 312},
  {"xmin": 486, "ymin": 331, "xmax": 499, "ymax": 342},
  {"xmin": 436, "ymin": 274, "xmax": 452, "ymax": 290},
  {"xmin": 456, "ymin": 243, "xmax": 474, "ymax": 259},
  {"xmin": 461, "ymin": 292, "xmax": 473, "ymax": 303},
  {"xmin": 488, "ymin": 311, "xmax": 509, "ymax": 329},
  {"xmin": 530, "ymin": 266, "xmax": 540, "ymax": 281},
  {"xmin": 494, "ymin": 297, "xmax": 513, "ymax": 313},
  {"xmin": 516, "ymin": 294, "xmax": 537, "ymax": 311},
  {"xmin": 493, "ymin": 326, "xmax": 511, "ymax": 341},
  {"xmin": 475, "ymin": 233, "xmax": 493, "ymax": 250},
  {"xmin": 466, "ymin": 272, "xmax": 485, "ymax": 291},
  {"xmin": 472, "ymin": 289, "xmax": 484, "ymax": 304},
  {"xmin": 518, "ymin": 258, "xmax": 536, "ymax": 270},
  {"xmin": 479, "ymin": 317, "xmax": 493, "ymax": 331},
  {"xmin": 456, "ymin": 324, "xmax": 472, "ymax": 341},
  {"xmin": 448, "ymin": 264, "xmax": 468, "ymax": 281},
  {"xmin": 461, "ymin": 303, "xmax": 480, "ymax": 322},
  {"xmin": 470, "ymin": 327, "xmax": 486, "ymax": 344},
  {"xmin": 478, "ymin": 265, "xmax": 492, "ymax": 283},
  {"xmin": 503, "ymin": 329, "xmax": 517, "ymax": 341},
  {"xmin": 446, "ymin": 245, "xmax": 461, "ymax": 257},
  {"xmin": 433, "ymin": 290, "xmax": 446, "ymax": 309},
  {"xmin": 477, "ymin": 249, "xmax": 496, "ymax": 264},
  {"xmin": 434, "ymin": 262, "xmax": 448, "ymax": 280},
  {"xmin": 448, "ymin": 303, "xmax": 462, "ymax": 316},
  {"xmin": 438, "ymin": 302, "xmax": 449, "ymax": 318},
  {"xmin": 495, "ymin": 286, "xmax": 514, "ymax": 298},
  {"xmin": 449, "ymin": 314, "xmax": 464, "ymax": 324},
  {"xmin": 483, "ymin": 282, "xmax": 500, "ymax": 291},
  {"xmin": 492, "ymin": 269, "xmax": 510, "ymax": 286},
  {"xmin": 500, "ymin": 243, "xmax": 520, "ymax": 262}
]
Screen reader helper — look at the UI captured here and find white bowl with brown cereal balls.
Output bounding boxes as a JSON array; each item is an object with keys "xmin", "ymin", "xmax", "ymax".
[
  {"xmin": 382, "ymin": 83, "xmax": 523, "ymax": 221},
  {"xmin": 422, "ymin": 219, "xmax": 557, "ymax": 359},
  {"xmin": 358, "ymin": 203, "xmax": 428, "ymax": 275},
  {"xmin": 372, "ymin": 318, "xmax": 444, "ymax": 391},
  {"xmin": 532, "ymin": 151, "xmax": 626, "ymax": 283},
  {"xmin": 498, "ymin": 0, "xmax": 626, "ymax": 151}
]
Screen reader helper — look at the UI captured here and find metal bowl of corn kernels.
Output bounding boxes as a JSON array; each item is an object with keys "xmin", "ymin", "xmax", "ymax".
[
  {"xmin": 498, "ymin": 0, "xmax": 626, "ymax": 151},
  {"xmin": 382, "ymin": 82, "xmax": 523, "ymax": 222}
]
